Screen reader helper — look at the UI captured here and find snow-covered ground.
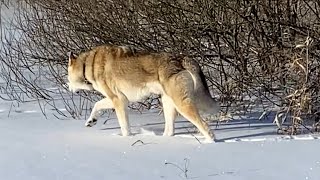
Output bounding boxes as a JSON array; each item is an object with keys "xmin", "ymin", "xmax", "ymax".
[
  {"xmin": 1, "ymin": 98, "xmax": 320, "ymax": 180},
  {"xmin": 1, "ymin": 2, "xmax": 320, "ymax": 180}
]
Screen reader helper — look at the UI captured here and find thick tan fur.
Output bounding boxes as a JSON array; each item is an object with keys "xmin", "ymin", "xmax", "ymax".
[{"xmin": 67, "ymin": 45, "xmax": 220, "ymax": 142}]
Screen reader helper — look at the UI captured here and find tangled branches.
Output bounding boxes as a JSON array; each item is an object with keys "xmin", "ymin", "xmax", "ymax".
[{"xmin": 1, "ymin": 0, "xmax": 320, "ymax": 132}]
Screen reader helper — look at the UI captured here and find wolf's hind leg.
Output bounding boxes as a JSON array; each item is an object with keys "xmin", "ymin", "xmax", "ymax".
[
  {"xmin": 174, "ymin": 99, "xmax": 214, "ymax": 142},
  {"xmin": 85, "ymin": 98, "xmax": 114, "ymax": 127},
  {"xmin": 164, "ymin": 73, "xmax": 215, "ymax": 142},
  {"xmin": 162, "ymin": 95, "xmax": 177, "ymax": 136}
]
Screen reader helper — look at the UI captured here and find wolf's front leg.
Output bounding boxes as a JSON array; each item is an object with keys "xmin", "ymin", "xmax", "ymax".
[
  {"xmin": 162, "ymin": 95, "xmax": 177, "ymax": 136},
  {"xmin": 113, "ymin": 96, "xmax": 131, "ymax": 136},
  {"xmin": 86, "ymin": 98, "xmax": 114, "ymax": 127}
]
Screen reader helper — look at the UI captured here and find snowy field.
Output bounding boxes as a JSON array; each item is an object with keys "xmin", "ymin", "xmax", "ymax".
[
  {"xmin": 1, "ymin": 97, "xmax": 320, "ymax": 180},
  {"xmin": 1, "ymin": 3, "xmax": 320, "ymax": 180}
]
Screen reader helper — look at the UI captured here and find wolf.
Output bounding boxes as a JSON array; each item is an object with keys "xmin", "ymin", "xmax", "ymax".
[{"xmin": 67, "ymin": 45, "xmax": 220, "ymax": 142}]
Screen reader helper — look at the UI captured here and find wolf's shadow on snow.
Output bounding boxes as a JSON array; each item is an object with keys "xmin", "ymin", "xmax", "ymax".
[{"xmin": 99, "ymin": 111, "xmax": 281, "ymax": 141}]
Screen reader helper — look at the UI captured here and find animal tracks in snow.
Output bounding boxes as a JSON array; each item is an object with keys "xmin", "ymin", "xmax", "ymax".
[
  {"xmin": 134, "ymin": 130, "xmax": 320, "ymax": 144},
  {"xmin": 223, "ymin": 135, "xmax": 320, "ymax": 143},
  {"xmin": 176, "ymin": 133, "xmax": 320, "ymax": 143}
]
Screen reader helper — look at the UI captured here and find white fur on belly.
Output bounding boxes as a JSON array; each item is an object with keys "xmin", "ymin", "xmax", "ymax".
[{"xmin": 119, "ymin": 82, "xmax": 164, "ymax": 102}]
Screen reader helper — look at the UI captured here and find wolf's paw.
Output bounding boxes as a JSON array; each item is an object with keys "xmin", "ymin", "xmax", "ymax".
[
  {"xmin": 85, "ymin": 118, "xmax": 97, "ymax": 127},
  {"xmin": 203, "ymin": 138, "xmax": 215, "ymax": 144},
  {"xmin": 121, "ymin": 129, "xmax": 132, "ymax": 136},
  {"xmin": 162, "ymin": 131, "xmax": 174, "ymax": 136}
]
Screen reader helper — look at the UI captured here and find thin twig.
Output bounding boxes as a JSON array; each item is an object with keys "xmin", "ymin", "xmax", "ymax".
[{"xmin": 131, "ymin": 140, "xmax": 145, "ymax": 146}]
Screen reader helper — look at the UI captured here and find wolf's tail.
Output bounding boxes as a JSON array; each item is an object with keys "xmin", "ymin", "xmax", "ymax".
[{"xmin": 182, "ymin": 57, "xmax": 220, "ymax": 115}]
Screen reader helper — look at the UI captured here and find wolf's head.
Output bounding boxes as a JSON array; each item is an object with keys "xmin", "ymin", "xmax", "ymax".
[{"xmin": 67, "ymin": 52, "xmax": 93, "ymax": 93}]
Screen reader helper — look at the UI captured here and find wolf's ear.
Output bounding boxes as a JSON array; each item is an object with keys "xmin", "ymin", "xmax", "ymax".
[{"xmin": 68, "ymin": 51, "xmax": 78, "ymax": 66}]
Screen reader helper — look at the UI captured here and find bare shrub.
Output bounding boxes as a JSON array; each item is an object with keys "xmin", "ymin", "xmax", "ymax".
[{"xmin": 1, "ymin": 0, "xmax": 320, "ymax": 132}]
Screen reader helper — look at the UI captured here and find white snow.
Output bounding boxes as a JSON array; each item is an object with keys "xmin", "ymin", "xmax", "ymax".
[
  {"xmin": 1, "ymin": 98, "xmax": 320, "ymax": 180},
  {"xmin": 1, "ymin": 2, "xmax": 320, "ymax": 180}
]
